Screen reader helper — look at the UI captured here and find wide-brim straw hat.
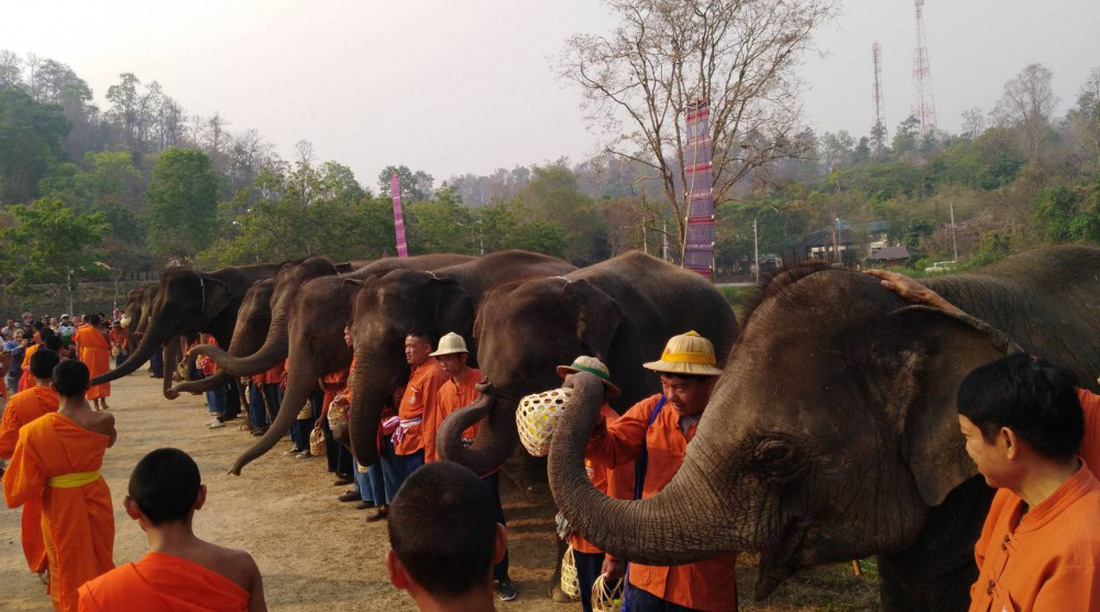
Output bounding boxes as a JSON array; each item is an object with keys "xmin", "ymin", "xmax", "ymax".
[
  {"xmin": 556, "ymin": 355, "xmax": 621, "ymax": 398},
  {"xmin": 643, "ymin": 330, "xmax": 724, "ymax": 376},
  {"xmin": 429, "ymin": 332, "xmax": 469, "ymax": 356}
]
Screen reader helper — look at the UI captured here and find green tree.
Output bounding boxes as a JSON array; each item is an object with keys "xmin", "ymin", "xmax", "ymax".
[
  {"xmin": 0, "ymin": 85, "xmax": 69, "ymax": 203},
  {"xmin": 1034, "ymin": 183, "xmax": 1100, "ymax": 244},
  {"xmin": 378, "ymin": 165, "xmax": 434, "ymax": 203},
  {"xmin": 515, "ymin": 163, "xmax": 605, "ymax": 263},
  {"xmin": 144, "ymin": 148, "xmax": 218, "ymax": 261},
  {"xmin": 508, "ymin": 220, "xmax": 568, "ymax": 258},
  {"xmin": 406, "ymin": 186, "xmax": 476, "ymax": 255},
  {"xmin": 0, "ymin": 197, "xmax": 109, "ymax": 309}
]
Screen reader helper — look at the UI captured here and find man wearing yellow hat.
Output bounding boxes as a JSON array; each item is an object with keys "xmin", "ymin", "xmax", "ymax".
[
  {"xmin": 429, "ymin": 331, "xmax": 517, "ymax": 601},
  {"xmin": 583, "ymin": 331, "xmax": 737, "ymax": 612}
]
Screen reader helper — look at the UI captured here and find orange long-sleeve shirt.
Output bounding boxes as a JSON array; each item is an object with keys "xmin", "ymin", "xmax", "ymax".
[
  {"xmin": 426, "ymin": 367, "xmax": 481, "ymax": 464},
  {"xmin": 79, "ymin": 552, "xmax": 249, "ymax": 612},
  {"xmin": 1079, "ymin": 388, "xmax": 1100, "ymax": 472},
  {"xmin": 393, "ymin": 359, "xmax": 448, "ymax": 456},
  {"xmin": 586, "ymin": 394, "xmax": 738, "ymax": 611},
  {"xmin": 572, "ymin": 403, "xmax": 636, "ymax": 555},
  {"xmin": 3, "ymin": 412, "xmax": 115, "ymax": 612},
  {"xmin": 970, "ymin": 462, "xmax": 1100, "ymax": 611}
]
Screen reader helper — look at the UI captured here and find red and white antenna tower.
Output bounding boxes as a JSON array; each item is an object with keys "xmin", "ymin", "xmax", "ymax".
[
  {"xmin": 911, "ymin": 0, "xmax": 937, "ymax": 133},
  {"xmin": 871, "ymin": 42, "xmax": 887, "ymax": 151}
]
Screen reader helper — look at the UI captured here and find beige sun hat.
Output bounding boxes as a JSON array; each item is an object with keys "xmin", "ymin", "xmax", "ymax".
[
  {"xmin": 643, "ymin": 331, "xmax": 724, "ymax": 376},
  {"xmin": 556, "ymin": 355, "xmax": 621, "ymax": 398},
  {"xmin": 429, "ymin": 332, "xmax": 469, "ymax": 356}
]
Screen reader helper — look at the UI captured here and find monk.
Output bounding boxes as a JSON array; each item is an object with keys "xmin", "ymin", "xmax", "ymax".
[
  {"xmin": 3, "ymin": 360, "xmax": 116, "ymax": 612},
  {"xmin": 78, "ymin": 448, "xmax": 266, "ymax": 611},
  {"xmin": 73, "ymin": 315, "xmax": 111, "ymax": 410},
  {"xmin": 0, "ymin": 349, "xmax": 61, "ymax": 577},
  {"xmin": 17, "ymin": 327, "xmax": 50, "ymax": 393}
]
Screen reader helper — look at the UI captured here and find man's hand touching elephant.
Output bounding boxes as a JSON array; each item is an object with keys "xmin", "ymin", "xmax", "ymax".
[{"xmin": 864, "ymin": 269, "xmax": 964, "ymax": 315}]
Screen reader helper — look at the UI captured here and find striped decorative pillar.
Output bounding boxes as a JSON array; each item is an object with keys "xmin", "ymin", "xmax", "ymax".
[
  {"xmin": 682, "ymin": 99, "xmax": 714, "ymax": 279},
  {"xmin": 391, "ymin": 172, "xmax": 409, "ymax": 258}
]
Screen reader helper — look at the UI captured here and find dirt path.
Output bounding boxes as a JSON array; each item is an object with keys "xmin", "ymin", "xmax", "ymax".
[{"xmin": 1, "ymin": 371, "xmax": 877, "ymax": 611}]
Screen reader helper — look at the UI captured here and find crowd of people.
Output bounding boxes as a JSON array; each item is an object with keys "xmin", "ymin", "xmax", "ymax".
[{"xmin": 1, "ymin": 268, "xmax": 1099, "ymax": 612}]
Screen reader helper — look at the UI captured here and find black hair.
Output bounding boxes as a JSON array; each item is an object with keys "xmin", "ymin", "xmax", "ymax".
[
  {"xmin": 33, "ymin": 321, "xmax": 44, "ymax": 332},
  {"xmin": 957, "ymin": 354, "xmax": 1084, "ymax": 460},
  {"xmin": 406, "ymin": 327, "xmax": 433, "ymax": 343},
  {"xmin": 43, "ymin": 335, "xmax": 62, "ymax": 352},
  {"xmin": 88, "ymin": 314, "xmax": 102, "ymax": 325},
  {"xmin": 658, "ymin": 372, "xmax": 713, "ymax": 383},
  {"xmin": 388, "ymin": 462, "xmax": 498, "ymax": 598},
  {"xmin": 39, "ymin": 327, "xmax": 55, "ymax": 339},
  {"xmin": 128, "ymin": 448, "xmax": 202, "ymax": 525},
  {"xmin": 29, "ymin": 349, "xmax": 60, "ymax": 379},
  {"xmin": 52, "ymin": 359, "xmax": 90, "ymax": 398}
]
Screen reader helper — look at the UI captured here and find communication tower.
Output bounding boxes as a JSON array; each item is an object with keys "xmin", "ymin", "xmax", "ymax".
[
  {"xmin": 911, "ymin": 0, "xmax": 937, "ymax": 133},
  {"xmin": 871, "ymin": 42, "xmax": 887, "ymax": 151}
]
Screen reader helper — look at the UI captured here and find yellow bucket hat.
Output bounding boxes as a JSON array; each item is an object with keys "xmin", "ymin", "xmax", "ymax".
[{"xmin": 643, "ymin": 331, "xmax": 723, "ymax": 376}]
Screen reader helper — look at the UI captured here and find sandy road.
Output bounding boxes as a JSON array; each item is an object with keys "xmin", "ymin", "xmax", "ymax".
[{"xmin": 1, "ymin": 371, "xmax": 876, "ymax": 611}]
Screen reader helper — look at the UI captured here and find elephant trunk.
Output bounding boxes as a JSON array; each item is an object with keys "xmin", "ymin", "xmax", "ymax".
[
  {"xmin": 229, "ymin": 360, "xmax": 316, "ymax": 475},
  {"xmin": 169, "ymin": 371, "xmax": 233, "ymax": 396},
  {"xmin": 92, "ymin": 317, "xmax": 171, "ymax": 385},
  {"xmin": 437, "ymin": 383, "xmax": 518, "ymax": 478},
  {"xmin": 189, "ymin": 314, "xmax": 287, "ymax": 377},
  {"xmin": 161, "ymin": 337, "xmax": 184, "ymax": 400},
  {"xmin": 548, "ymin": 372, "xmax": 730, "ymax": 567},
  {"xmin": 348, "ymin": 346, "xmax": 399, "ymax": 467}
]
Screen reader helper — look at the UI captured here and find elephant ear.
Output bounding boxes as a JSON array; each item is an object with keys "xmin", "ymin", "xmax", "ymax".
[
  {"xmin": 333, "ymin": 262, "xmax": 356, "ymax": 274},
  {"xmin": 888, "ymin": 305, "xmax": 1021, "ymax": 507},
  {"xmin": 201, "ymin": 276, "xmax": 233, "ymax": 321},
  {"xmin": 564, "ymin": 279, "xmax": 623, "ymax": 361},
  {"xmin": 430, "ymin": 277, "xmax": 475, "ymax": 348}
]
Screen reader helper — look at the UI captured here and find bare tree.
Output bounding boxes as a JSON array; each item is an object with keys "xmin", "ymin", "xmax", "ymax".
[
  {"xmin": 961, "ymin": 107, "xmax": 986, "ymax": 140},
  {"xmin": 556, "ymin": 0, "xmax": 836, "ymax": 249},
  {"xmin": 0, "ymin": 50, "xmax": 22, "ymax": 87},
  {"xmin": 1067, "ymin": 67, "xmax": 1100, "ymax": 175},
  {"xmin": 993, "ymin": 63, "xmax": 1058, "ymax": 159}
]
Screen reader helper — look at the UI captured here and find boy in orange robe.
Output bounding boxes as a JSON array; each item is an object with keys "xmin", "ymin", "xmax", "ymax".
[
  {"xmin": 78, "ymin": 448, "xmax": 266, "ymax": 611},
  {"xmin": 959, "ymin": 354, "xmax": 1100, "ymax": 611},
  {"xmin": 0, "ymin": 349, "xmax": 61, "ymax": 576},
  {"xmin": 3, "ymin": 360, "xmax": 117, "ymax": 612},
  {"xmin": 73, "ymin": 315, "xmax": 111, "ymax": 410}
]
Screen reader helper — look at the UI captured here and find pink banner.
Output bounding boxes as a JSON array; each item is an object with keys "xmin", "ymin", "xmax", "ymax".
[{"xmin": 391, "ymin": 173, "xmax": 409, "ymax": 258}]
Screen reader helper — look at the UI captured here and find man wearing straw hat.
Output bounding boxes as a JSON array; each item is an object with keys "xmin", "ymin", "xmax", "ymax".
[
  {"xmin": 557, "ymin": 355, "xmax": 635, "ymax": 612},
  {"xmin": 429, "ymin": 331, "xmax": 517, "ymax": 602},
  {"xmin": 582, "ymin": 331, "xmax": 737, "ymax": 612}
]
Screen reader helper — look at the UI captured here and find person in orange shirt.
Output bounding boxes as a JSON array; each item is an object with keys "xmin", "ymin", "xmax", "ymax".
[
  {"xmin": 17, "ymin": 327, "xmax": 49, "ymax": 393},
  {"xmin": 390, "ymin": 329, "xmax": 448, "ymax": 488},
  {"xmin": 3, "ymin": 359, "xmax": 116, "ymax": 612},
  {"xmin": 106, "ymin": 322, "xmax": 128, "ymax": 369},
  {"xmin": 556, "ymin": 355, "xmax": 636, "ymax": 612},
  {"xmin": 73, "ymin": 315, "xmax": 111, "ymax": 411},
  {"xmin": 959, "ymin": 354, "xmax": 1100, "ymax": 611},
  {"xmin": 0, "ymin": 349, "xmax": 61, "ymax": 577},
  {"xmin": 78, "ymin": 447, "xmax": 266, "ymax": 611},
  {"xmin": 581, "ymin": 331, "xmax": 737, "ymax": 612},
  {"xmin": 429, "ymin": 331, "xmax": 517, "ymax": 601}
]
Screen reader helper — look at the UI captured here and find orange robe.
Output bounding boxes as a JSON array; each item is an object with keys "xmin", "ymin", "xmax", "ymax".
[
  {"xmin": 587, "ymin": 394, "xmax": 738, "ymax": 611},
  {"xmin": 78, "ymin": 552, "xmax": 249, "ymax": 612},
  {"xmin": 572, "ymin": 403, "xmax": 636, "ymax": 555},
  {"xmin": 74, "ymin": 325, "xmax": 111, "ymax": 399},
  {"xmin": 0, "ymin": 385, "xmax": 60, "ymax": 573},
  {"xmin": 969, "ymin": 462, "xmax": 1100, "ymax": 611},
  {"xmin": 3, "ymin": 412, "xmax": 115, "ymax": 612},
  {"xmin": 18, "ymin": 343, "xmax": 40, "ymax": 392},
  {"xmin": 427, "ymin": 367, "xmax": 481, "ymax": 464},
  {"xmin": 393, "ymin": 360, "xmax": 447, "ymax": 456}
]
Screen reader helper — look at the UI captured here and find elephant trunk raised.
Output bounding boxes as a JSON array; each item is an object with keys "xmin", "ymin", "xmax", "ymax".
[
  {"xmin": 189, "ymin": 311, "xmax": 288, "ymax": 377},
  {"xmin": 437, "ymin": 382, "xmax": 520, "ymax": 478},
  {"xmin": 548, "ymin": 373, "xmax": 737, "ymax": 570},
  {"xmin": 229, "ymin": 359, "xmax": 317, "ymax": 475}
]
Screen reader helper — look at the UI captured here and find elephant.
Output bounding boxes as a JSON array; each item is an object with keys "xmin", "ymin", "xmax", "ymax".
[
  {"xmin": 187, "ymin": 256, "xmax": 371, "ymax": 380},
  {"xmin": 118, "ymin": 286, "xmax": 150, "ymax": 350},
  {"xmin": 94, "ymin": 263, "xmax": 282, "ymax": 399},
  {"xmin": 134, "ymin": 283, "xmax": 160, "ymax": 342},
  {"xmin": 546, "ymin": 245, "xmax": 1100, "ymax": 611},
  {"xmin": 167, "ymin": 278, "xmax": 275, "ymax": 398},
  {"xmin": 347, "ymin": 249, "xmax": 578, "ymax": 467},
  {"xmin": 438, "ymin": 251, "xmax": 739, "ymax": 479},
  {"xmin": 228, "ymin": 253, "xmax": 475, "ymax": 475}
]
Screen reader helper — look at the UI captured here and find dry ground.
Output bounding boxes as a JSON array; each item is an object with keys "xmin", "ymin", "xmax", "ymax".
[{"xmin": 0, "ymin": 371, "xmax": 878, "ymax": 611}]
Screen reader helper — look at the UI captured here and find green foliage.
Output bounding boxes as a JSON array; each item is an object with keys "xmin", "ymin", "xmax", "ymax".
[
  {"xmin": 507, "ymin": 220, "xmax": 569, "ymax": 258},
  {"xmin": 406, "ymin": 186, "xmax": 476, "ymax": 255},
  {"xmin": 0, "ymin": 197, "xmax": 109, "ymax": 306},
  {"xmin": 514, "ymin": 163, "xmax": 604, "ymax": 263},
  {"xmin": 0, "ymin": 85, "xmax": 70, "ymax": 203},
  {"xmin": 379, "ymin": 165, "xmax": 434, "ymax": 203},
  {"xmin": 144, "ymin": 148, "xmax": 218, "ymax": 261},
  {"xmin": 1034, "ymin": 182, "xmax": 1100, "ymax": 243}
]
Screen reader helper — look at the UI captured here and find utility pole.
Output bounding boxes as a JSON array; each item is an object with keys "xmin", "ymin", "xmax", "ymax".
[
  {"xmin": 753, "ymin": 218, "xmax": 760, "ymax": 283},
  {"xmin": 949, "ymin": 200, "xmax": 958, "ymax": 262}
]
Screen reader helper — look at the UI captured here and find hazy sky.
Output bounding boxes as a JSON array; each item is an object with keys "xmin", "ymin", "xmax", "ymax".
[{"xmin": 4, "ymin": 1, "xmax": 1099, "ymax": 188}]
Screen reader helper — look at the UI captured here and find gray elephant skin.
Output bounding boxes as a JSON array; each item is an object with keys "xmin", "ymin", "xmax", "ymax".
[{"xmin": 549, "ymin": 245, "xmax": 1100, "ymax": 612}]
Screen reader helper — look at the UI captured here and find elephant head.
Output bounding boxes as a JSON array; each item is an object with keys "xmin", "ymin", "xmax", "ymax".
[
  {"xmin": 548, "ymin": 267, "xmax": 1017, "ymax": 604},
  {"xmin": 169, "ymin": 278, "xmax": 275, "ymax": 398},
  {"xmin": 119, "ymin": 286, "xmax": 146, "ymax": 350},
  {"xmin": 348, "ymin": 270, "xmax": 476, "ymax": 465},
  {"xmin": 190, "ymin": 256, "xmax": 354, "ymax": 376},
  {"xmin": 94, "ymin": 267, "xmax": 236, "ymax": 387},
  {"xmin": 439, "ymin": 277, "xmax": 623, "ymax": 477}
]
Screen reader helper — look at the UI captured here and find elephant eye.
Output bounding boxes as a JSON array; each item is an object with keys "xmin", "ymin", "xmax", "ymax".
[{"xmin": 753, "ymin": 438, "xmax": 801, "ymax": 476}]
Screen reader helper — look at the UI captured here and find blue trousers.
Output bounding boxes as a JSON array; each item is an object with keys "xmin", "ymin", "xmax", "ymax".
[
  {"xmin": 573, "ymin": 550, "xmax": 605, "ymax": 612},
  {"xmin": 390, "ymin": 448, "xmax": 424, "ymax": 494},
  {"xmin": 248, "ymin": 384, "xmax": 267, "ymax": 428},
  {"xmin": 628, "ymin": 585, "xmax": 710, "ymax": 612},
  {"xmin": 377, "ymin": 436, "xmax": 401, "ymax": 505},
  {"xmin": 205, "ymin": 385, "xmax": 226, "ymax": 416},
  {"xmin": 354, "ymin": 460, "xmax": 386, "ymax": 504},
  {"xmin": 150, "ymin": 350, "xmax": 163, "ymax": 377},
  {"xmin": 483, "ymin": 471, "xmax": 510, "ymax": 581},
  {"xmin": 263, "ymin": 384, "xmax": 282, "ymax": 420}
]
